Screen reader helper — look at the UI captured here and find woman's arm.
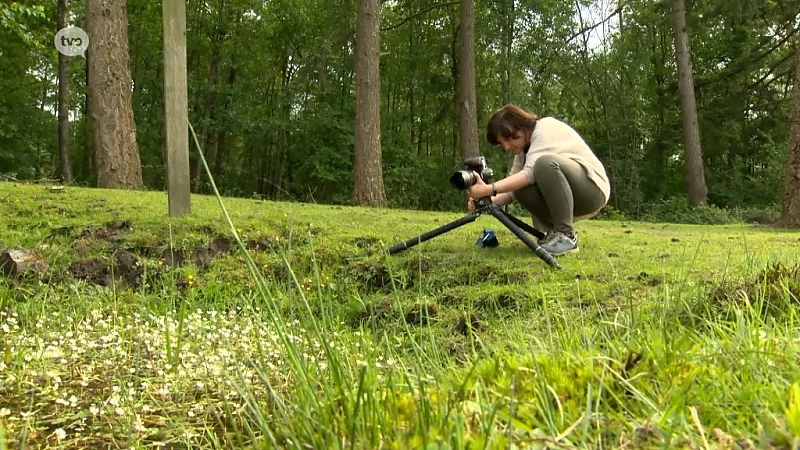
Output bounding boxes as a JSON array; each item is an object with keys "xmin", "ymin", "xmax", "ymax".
[
  {"xmin": 467, "ymin": 170, "xmax": 530, "ymax": 200},
  {"xmin": 494, "ymin": 171, "xmax": 530, "ymax": 195},
  {"xmin": 491, "ymin": 192, "xmax": 514, "ymax": 206}
]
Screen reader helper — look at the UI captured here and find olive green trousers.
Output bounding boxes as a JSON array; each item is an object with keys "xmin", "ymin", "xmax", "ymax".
[{"xmin": 513, "ymin": 153, "xmax": 606, "ymax": 236}]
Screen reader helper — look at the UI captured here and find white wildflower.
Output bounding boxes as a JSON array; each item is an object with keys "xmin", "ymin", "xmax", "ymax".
[{"xmin": 133, "ymin": 419, "xmax": 147, "ymax": 433}]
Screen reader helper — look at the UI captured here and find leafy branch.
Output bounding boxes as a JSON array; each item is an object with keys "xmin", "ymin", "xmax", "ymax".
[{"xmin": 381, "ymin": 1, "xmax": 460, "ymax": 32}]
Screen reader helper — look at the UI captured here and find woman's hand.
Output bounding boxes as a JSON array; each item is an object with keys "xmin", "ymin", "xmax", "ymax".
[{"xmin": 466, "ymin": 174, "xmax": 492, "ymax": 199}]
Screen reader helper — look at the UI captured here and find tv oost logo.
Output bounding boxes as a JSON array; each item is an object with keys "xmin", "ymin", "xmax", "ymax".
[{"xmin": 54, "ymin": 27, "xmax": 89, "ymax": 58}]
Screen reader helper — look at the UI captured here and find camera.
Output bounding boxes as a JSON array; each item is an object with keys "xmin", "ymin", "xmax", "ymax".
[{"xmin": 449, "ymin": 156, "xmax": 494, "ymax": 190}]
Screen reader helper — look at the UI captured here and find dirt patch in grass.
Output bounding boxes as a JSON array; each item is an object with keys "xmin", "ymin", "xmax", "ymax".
[
  {"xmin": 437, "ymin": 287, "xmax": 535, "ymax": 312},
  {"xmin": 34, "ymin": 219, "xmax": 240, "ymax": 288},
  {"xmin": 403, "ymin": 255, "xmax": 435, "ymax": 273},
  {"xmin": 404, "ymin": 303, "xmax": 438, "ymax": 326},
  {"xmin": 81, "ymin": 220, "xmax": 133, "ymax": 242},
  {"xmin": 474, "ymin": 292, "xmax": 525, "ymax": 310},
  {"xmin": 352, "ymin": 236, "xmax": 382, "ymax": 249},
  {"xmin": 628, "ymin": 271, "xmax": 661, "ymax": 287},
  {"xmin": 246, "ymin": 236, "xmax": 281, "ymax": 251},
  {"xmin": 710, "ymin": 262, "xmax": 799, "ymax": 310},
  {"xmin": 68, "ymin": 250, "xmax": 143, "ymax": 290},
  {"xmin": 445, "ymin": 334, "xmax": 482, "ymax": 364},
  {"xmin": 347, "ymin": 296, "xmax": 395, "ymax": 327},
  {"xmin": 681, "ymin": 262, "xmax": 800, "ymax": 325},
  {"xmin": 346, "ymin": 259, "xmax": 396, "ymax": 290},
  {"xmin": 437, "ymin": 290, "xmax": 466, "ymax": 306},
  {"xmin": 454, "ymin": 313, "xmax": 487, "ymax": 337}
]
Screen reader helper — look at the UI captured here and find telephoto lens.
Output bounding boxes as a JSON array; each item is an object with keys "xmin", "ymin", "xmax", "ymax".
[{"xmin": 449, "ymin": 170, "xmax": 476, "ymax": 190}]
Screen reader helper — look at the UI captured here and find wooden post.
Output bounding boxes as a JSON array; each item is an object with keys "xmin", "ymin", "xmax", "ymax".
[{"xmin": 163, "ymin": 0, "xmax": 191, "ymax": 217}]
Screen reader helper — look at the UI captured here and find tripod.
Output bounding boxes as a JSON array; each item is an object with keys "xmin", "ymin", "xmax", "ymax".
[{"xmin": 388, "ymin": 196, "xmax": 562, "ymax": 269}]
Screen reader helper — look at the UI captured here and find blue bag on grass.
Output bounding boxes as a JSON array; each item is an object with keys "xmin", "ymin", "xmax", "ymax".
[{"xmin": 476, "ymin": 228, "xmax": 499, "ymax": 248}]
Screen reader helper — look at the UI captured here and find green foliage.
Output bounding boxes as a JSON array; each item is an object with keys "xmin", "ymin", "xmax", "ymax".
[
  {"xmin": 593, "ymin": 204, "xmax": 628, "ymax": 221},
  {"xmin": 0, "ymin": 2, "xmax": 58, "ymax": 181},
  {"xmin": 637, "ymin": 196, "xmax": 780, "ymax": 225},
  {"xmin": 289, "ymin": 100, "xmax": 356, "ymax": 204},
  {"xmin": 787, "ymin": 383, "xmax": 800, "ymax": 441},
  {"xmin": 0, "ymin": 3, "xmax": 45, "ymax": 50},
  {"xmin": 0, "ymin": 0, "xmax": 797, "ymax": 222}
]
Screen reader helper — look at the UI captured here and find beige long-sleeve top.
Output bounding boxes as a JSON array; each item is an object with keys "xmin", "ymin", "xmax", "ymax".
[{"xmin": 508, "ymin": 117, "xmax": 611, "ymax": 204}]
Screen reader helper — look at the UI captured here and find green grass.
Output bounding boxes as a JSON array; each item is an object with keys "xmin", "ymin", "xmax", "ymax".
[{"xmin": 1, "ymin": 181, "xmax": 800, "ymax": 449}]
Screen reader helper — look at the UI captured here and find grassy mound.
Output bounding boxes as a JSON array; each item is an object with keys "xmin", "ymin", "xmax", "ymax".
[{"xmin": 2, "ymin": 181, "xmax": 800, "ymax": 448}]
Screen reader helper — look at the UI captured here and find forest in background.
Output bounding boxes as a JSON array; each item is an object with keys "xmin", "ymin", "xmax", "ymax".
[{"xmin": 1, "ymin": 0, "xmax": 799, "ymax": 221}]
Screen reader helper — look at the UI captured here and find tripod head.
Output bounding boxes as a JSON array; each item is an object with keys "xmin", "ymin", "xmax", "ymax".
[
  {"xmin": 473, "ymin": 196, "xmax": 494, "ymax": 210},
  {"xmin": 467, "ymin": 196, "xmax": 497, "ymax": 220}
]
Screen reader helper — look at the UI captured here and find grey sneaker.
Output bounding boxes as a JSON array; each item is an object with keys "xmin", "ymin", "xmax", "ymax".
[
  {"xmin": 537, "ymin": 231, "xmax": 555, "ymax": 246},
  {"xmin": 541, "ymin": 231, "xmax": 578, "ymax": 256}
]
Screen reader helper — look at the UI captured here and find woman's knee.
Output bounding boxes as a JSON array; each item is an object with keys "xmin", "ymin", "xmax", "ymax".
[
  {"xmin": 513, "ymin": 184, "xmax": 539, "ymax": 207},
  {"xmin": 513, "ymin": 184, "xmax": 548, "ymax": 214},
  {"xmin": 533, "ymin": 154, "xmax": 561, "ymax": 176},
  {"xmin": 534, "ymin": 153, "xmax": 575, "ymax": 181}
]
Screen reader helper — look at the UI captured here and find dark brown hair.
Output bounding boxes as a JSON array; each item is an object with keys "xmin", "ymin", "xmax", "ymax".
[{"xmin": 486, "ymin": 104, "xmax": 540, "ymax": 145}]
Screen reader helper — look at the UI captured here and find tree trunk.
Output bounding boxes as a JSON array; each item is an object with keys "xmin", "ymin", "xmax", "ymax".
[
  {"xmin": 777, "ymin": 44, "xmax": 800, "ymax": 227},
  {"xmin": 57, "ymin": 0, "xmax": 73, "ymax": 182},
  {"xmin": 353, "ymin": 0, "xmax": 387, "ymax": 206},
  {"xmin": 458, "ymin": 0, "xmax": 479, "ymax": 160},
  {"xmin": 501, "ymin": 0, "xmax": 514, "ymax": 105},
  {"xmin": 87, "ymin": 0, "xmax": 142, "ymax": 189},
  {"xmin": 83, "ymin": 34, "xmax": 95, "ymax": 184},
  {"xmin": 450, "ymin": 16, "xmax": 459, "ymax": 160},
  {"xmin": 671, "ymin": 0, "xmax": 708, "ymax": 206},
  {"xmin": 409, "ymin": 26, "xmax": 416, "ymax": 148},
  {"xmin": 38, "ymin": 73, "xmax": 50, "ymax": 179}
]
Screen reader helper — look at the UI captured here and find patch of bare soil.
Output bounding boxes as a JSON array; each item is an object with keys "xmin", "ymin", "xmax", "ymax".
[
  {"xmin": 68, "ymin": 251, "xmax": 142, "ymax": 290},
  {"xmin": 404, "ymin": 303, "xmax": 438, "ymax": 326},
  {"xmin": 245, "ymin": 236, "xmax": 280, "ymax": 251},
  {"xmin": 36, "ymin": 219, "xmax": 241, "ymax": 289},
  {"xmin": 81, "ymin": 220, "xmax": 132, "ymax": 243},
  {"xmin": 454, "ymin": 313, "xmax": 486, "ymax": 336}
]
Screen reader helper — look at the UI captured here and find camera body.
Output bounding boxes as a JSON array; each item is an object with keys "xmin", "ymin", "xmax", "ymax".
[{"xmin": 449, "ymin": 156, "xmax": 495, "ymax": 191}]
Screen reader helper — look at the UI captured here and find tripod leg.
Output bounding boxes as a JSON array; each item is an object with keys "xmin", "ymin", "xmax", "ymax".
[
  {"xmin": 500, "ymin": 210, "xmax": 546, "ymax": 240},
  {"xmin": 487, "ymin": 206, "xmax": 562, "ymax": 269},
  {"xmin": 389, "ymin": 211, "xmax": 479, "ymax": 254}
]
